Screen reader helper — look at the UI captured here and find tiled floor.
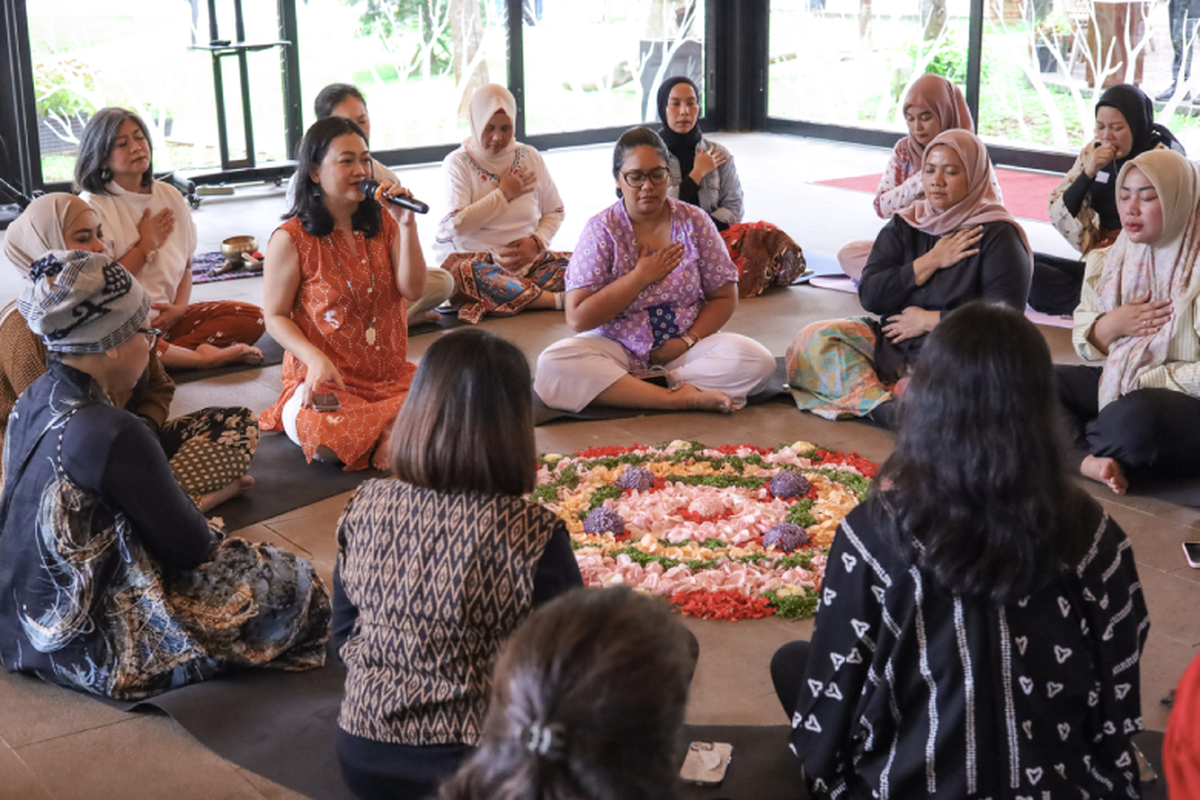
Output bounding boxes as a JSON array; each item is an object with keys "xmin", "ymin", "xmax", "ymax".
[{"xmin": 0, "ymin": 134, "xmax": 1197, "ymax": 799}]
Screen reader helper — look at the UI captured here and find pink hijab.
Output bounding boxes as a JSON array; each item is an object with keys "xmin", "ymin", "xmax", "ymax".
[
  {"xmin": 1096, "ymin": 149, "xmax": 1200, "ymax": 407},
  {"xmin": 897, "ymin": 129, "xmax": 1030, "ymax": 256},
  {"xmin": 898, "ymin": 74, "xmax": 974, "ymax": 170}
]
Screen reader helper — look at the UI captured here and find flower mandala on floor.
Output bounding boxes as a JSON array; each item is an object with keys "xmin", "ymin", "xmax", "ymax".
[{"xmin": 529, "ymin": 440, "xmax": 878, "ymax": 620}]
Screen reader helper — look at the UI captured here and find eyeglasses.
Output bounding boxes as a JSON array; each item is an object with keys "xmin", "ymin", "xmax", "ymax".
[
  {"xmin": 136, "ymin": 327, "xmax": 163, "ymax": 346},
  {"xmin": 620, "ymin": 167, "xmax": 670, "ymax": 188}
]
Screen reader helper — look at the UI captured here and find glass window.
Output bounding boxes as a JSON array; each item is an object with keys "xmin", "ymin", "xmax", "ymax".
[
  {"xmin": 29, "ymin": 0, "xmax": 244, "ymax": 182},
  {"xmin": 768, "ymin": 0, "xmax": 971, "ymax": 137},
  {"xmin": 521, "ymin": 0, "xmax": 705, "ymax": 136},
  {"xmin": 296, "ymin": 0, "xmax": 509, "ymax": 150},
  {"xmin": 978, "ymin": 0, "xmax": 1200, "ymax": 154}
]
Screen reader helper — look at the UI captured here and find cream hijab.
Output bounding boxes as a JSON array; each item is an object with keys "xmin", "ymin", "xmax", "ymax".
[
  {"xmin": 897, "ymin": 129, "xmax": 1030, "ymax": 257},
  {"xmin": 1097, "ymin": 149, "xmax": 1200, "ymax": 406},
  {"xmin": 4, "ymin": 193, "xmax": 94, "ymax": 276},
  {"xmin": 464, "ymin": 83, "xmax": 519, "ymax": 175}
]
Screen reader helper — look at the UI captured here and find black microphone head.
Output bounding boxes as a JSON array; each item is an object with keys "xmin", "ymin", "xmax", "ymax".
[{"xmin": 358, "ymin": 178, "xmax": 380, "ymax": 197}]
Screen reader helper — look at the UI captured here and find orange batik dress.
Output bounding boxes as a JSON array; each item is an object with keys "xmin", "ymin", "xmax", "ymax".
[{"xmin": 260, "ymin": 215, "xmax": 417, "ymax": 471}]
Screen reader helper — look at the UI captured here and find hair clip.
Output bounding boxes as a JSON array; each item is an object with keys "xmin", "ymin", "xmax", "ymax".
[{"xmin": 522, "ymin": 722, "xmax": 567, "ymax": 760}]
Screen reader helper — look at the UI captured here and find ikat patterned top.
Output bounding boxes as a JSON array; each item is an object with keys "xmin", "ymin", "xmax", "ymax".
[{"xmin": 336, "ymin": 481, "xmax": 561, "ymax": 745}]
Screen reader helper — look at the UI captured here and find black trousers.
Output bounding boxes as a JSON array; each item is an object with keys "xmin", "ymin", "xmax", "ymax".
[
  {"xmin": 1055, "ymin": 364, "xmax": 1200, "ymax": 482},
  {"xmin": 1030, "ymin": 253, "xmax": 1086, "ymax": 316},
  {"xmin": 770, "ymin": 640, "xmax": 812, "ymax": 722},
  {"xmin": 1168, "ymin": 0, "xmax": 1200, "ymax": 80},
  {"xmin": 336, "ymin": 729, "xmax": 471, "ymax": 800}
]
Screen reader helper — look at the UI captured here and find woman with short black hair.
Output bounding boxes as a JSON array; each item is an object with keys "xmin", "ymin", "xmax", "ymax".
[
  {"xmin": 332, "ymin": 328, "xmax": 582, "ymax": 799},
  {"xmin": 772, "ymin": 302, "xmax": 1148, "ymax": 799}
]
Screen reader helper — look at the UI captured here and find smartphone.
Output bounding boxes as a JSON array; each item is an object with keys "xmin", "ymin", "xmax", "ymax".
[
  {"xmin": 1183, "ymin": 542, "xmax": 1200, "ymax": 569},
  {"xmin": 311, "ymin": 391, "xmax": 340, "ymax": 413},
  {"xmin": 679, "ymin": 741, "xmax": 732, "ymax": 786}
]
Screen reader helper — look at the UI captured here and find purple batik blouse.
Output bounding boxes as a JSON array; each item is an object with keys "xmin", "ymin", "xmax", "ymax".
[{"xmin": 565, "ymin": 198, "xmax": 737, "ymax": 370}]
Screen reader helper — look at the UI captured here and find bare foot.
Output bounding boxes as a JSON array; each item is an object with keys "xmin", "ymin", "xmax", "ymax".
[
  {"xmin": 370, "ymin": 426, "xmax": 395, "ymax": 471},
  {"xmin": 197, "ymin": 475, "xmax": 255, "ymax": 512},
  {"xmin": 408, "ymin": 310, "xmax": 442, "ymax": 328},
  {"xmin": 672, "ymin": 384, "xmax": 734, "ymax": 414},
  {"xmin": 196, "ymin": 342, "xmax": 264, "ymax": 367},
  {"xmin": 1080, "ymin": 455, "xmax": 1128, "ymax": 495}
]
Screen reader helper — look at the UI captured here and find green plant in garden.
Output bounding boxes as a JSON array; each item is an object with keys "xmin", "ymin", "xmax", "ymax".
[{"xmin": 33, "ymin": 57, "xmax": 98, "ymax": 118}]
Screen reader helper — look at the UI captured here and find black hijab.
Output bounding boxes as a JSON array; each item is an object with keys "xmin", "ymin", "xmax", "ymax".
[
  {"xmin": 656, "ymin": 77, "xmax": 703, "ymax": 204},
  {"xmin": 1089, "ymin": 84, "xmax": 1182, "ymax": 229}
]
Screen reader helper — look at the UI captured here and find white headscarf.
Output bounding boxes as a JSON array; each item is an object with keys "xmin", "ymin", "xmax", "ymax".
[{"xmin": 464, "ymin": 83, "xmax": 519, "ymax": 175}]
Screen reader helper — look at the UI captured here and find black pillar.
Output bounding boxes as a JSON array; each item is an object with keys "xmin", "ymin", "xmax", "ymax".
[
  {"xmin": 278, "ymin": 0, "xmax": 303, "ymax": 158},
  {"xmin": 0, "ymin": 0, "xmax": 39, "ymax": 196},
  {"xmin": 706, "ymin": 0, "xmax": 768, "ymax": 131}
]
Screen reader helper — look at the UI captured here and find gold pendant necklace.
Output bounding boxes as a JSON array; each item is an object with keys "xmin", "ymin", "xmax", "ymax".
[{"xmin": 327, "ymin": 230, "xmax": 378, "ymax": 346}]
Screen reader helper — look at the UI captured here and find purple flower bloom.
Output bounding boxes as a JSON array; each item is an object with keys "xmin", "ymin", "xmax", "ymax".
[
  {"xmin": 584, "ymin": 506, "xmax": 626, "ymax": 536},
  {"xmin": 769, "ymin": 470, "xmax": 812, "ymax": 499},
  {"xmin": 763, "ymin": 523, "xmax": 809, "ymax": 552},
  {"xmin": 616, "ymin": 466, "xmax": 655, "ymax": 492}
]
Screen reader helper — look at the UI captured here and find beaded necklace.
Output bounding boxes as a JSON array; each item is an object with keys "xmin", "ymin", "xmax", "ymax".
[{"xmin": 326, "ymin": 229, "xmax": 379, "ymax": 345}]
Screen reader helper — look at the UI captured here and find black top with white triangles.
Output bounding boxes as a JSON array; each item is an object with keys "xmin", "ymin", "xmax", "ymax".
[{"xmin": 790, "ymin": 496, "xmax": 1148, "ymax": 800}]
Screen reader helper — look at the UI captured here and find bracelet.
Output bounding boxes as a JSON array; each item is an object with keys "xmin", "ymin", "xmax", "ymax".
[{"xmin": 682, "ymin": 332, "xmax": 698, "ymax": 349}]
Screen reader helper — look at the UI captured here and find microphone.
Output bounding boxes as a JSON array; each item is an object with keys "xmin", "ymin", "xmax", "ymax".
[{"xmin": 358, "ymin": 179, "xmax": 429, "ymax": 214}]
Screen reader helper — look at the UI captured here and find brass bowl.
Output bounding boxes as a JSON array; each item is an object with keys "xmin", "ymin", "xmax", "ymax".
[{"xmin": 220, "ymin": 235, "xmax": 258, "ymax": 259}]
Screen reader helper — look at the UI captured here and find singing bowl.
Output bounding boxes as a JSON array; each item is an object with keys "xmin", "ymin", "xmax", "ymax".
[{"xmin": 220, "ymin": 235, "xmax": 258, "ymax": 259}]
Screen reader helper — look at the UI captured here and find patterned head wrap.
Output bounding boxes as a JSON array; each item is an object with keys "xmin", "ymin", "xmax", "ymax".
[{"xmin": 18, "ymin": 250, "xmax": 150, "ymax": 353}]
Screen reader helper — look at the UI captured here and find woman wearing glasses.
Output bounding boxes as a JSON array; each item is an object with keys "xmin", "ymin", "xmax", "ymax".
[
  {"xmin": 0, "ymin": 193, "xmax": 257, "ymax": 510},
  {"xmin": 535, "ymin": 127, "xmax": 775, "ymax": 414},
  {"xmin": 435, "ymin": 84, "xmax": 570, "ymax": 323}
]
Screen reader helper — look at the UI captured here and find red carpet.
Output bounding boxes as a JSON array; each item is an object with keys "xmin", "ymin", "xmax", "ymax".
[{"xmin": 814, "ymin": 168, "xmax": 1061, "ymax": 223}]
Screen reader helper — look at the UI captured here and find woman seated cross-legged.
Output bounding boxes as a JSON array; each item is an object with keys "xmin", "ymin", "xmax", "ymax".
[
  {"xmin": 260, "ymin": 117, "xmax": 427, "ymax": 471},
  {"xmin": 772, "ymin": 302, "xmax": 1148, "ymax": 799},
  {"xmin": 76, "ymin": 107, "xmax": 265, "ymax": 370},
  {"xmin": 0, "ymin": 252, "xmax": 329, "ymax": 701},
  {"xmin": 1057, "ymin": 148, "xmax": 1200, "ymax": 495},
  {"xmin": 788, "ymin": 129, "xmax": 1032, "ymax": 426},
  {"xmin": 333, "ymin": 329, "xmax": 583, "ymax": 799},
  {"xmin": 534, "ymin": 126, "xmax": 776, "ymax": 414},
  {"xmin": 435, "ymin": 83, "xmax": 569, "ymax": 323},
  {"xmin": 1, "ymin": 193, "xmax": 257, "ymax": 510}
]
